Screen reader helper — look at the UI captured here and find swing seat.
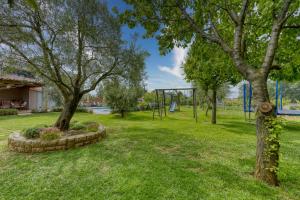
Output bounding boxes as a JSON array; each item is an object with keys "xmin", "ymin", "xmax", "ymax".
[{"xmin": 277, "ymin": 109, "xmax": 300, "ymax": 116}]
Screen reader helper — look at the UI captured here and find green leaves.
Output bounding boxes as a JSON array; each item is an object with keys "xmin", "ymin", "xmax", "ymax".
[
  {"xmin": 184, "ymin": 38, "xmax": 240, "ymax": 91},
  {"xmin": 25, "ymin": 0, "xmax": 38, "ymax": 10}
]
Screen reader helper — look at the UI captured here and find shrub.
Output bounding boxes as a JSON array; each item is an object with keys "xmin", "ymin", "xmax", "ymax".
[
  {"xmin": 31, "ymin": 109, "xmax": 48, "ymax": 113},
  {"xmin": 82, "ymin": 121, "xmax": 99, "ymax": 132},
  {"xmin": 22, "ymin": 127, "xmax": 40, "ymax": 139},
  {"xmin": 76, "ymin": 107, "xmax": 91, "ymax": 113},
  {"xmin": 40, "ymin": 127, "xmax": 62, "ymax": 141},
  {"xmin": 0, "ymin": 109, "xmax": 18, "ymax": 116},
  {"xmin": 70, "ymin": 123, "xmax": 87, "ymax": 130},
  {"xmin": 34, "ymin": 124, "xmax": 50, "ymax": 129},
  {"xmin": 51, "ymin": 107, "xmax": 63, "ymax": 112},
  {"xmin": 137, "ymin": 102, "xmax": 150, "ymax": 111}
]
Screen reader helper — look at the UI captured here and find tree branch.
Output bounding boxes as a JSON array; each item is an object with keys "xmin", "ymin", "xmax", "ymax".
[
  {"xmin": 175, "ymin": 1, "xmax": 233, "ymax": 55},
  {"xmin": 80, "ymin": 59, "xmax": 119, "ymax": 94},
  {"xmin": 263, "ymin": 0, "xmax": 293, "ymax": 74}
]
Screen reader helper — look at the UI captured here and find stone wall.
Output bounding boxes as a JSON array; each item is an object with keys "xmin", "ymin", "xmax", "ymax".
[{"xmin": 8, "ymin": 125, "xmax": 106, "ymax": 153}]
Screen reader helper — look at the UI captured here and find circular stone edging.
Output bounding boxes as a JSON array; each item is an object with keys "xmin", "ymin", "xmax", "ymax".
[{"xmin": 8, "ymin": 125, "xmax": 106, "ymax": 153}]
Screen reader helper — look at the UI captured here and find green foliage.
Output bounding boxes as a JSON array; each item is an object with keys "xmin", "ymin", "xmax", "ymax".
[
  {"xmin": 185, "ymin": 39, "xmax": 240, "ymax": 89},
  {"xmin": 22, "ymin": 127, "xmax": 40, "ymax": 139},
  {"xmin": 86, "ymin": 122, "xmax": 99, "ymax": 132},
  {"xmin": 31, "ymin": 109, "xmax": 48, "ymax": 113},
  {"xmin": 104, "ymin": 79, "xmax": 140, "ymax": 117},
  {"xmin": 40, "ymin": 127, "xmax": 62, "ymax": 141},
  {"xmin": 70, "ymin": 123, "xmax": 87, "ymax": 131},
  {"xmin": 143, "ymin": 92, "xmax": 156, "ymax": 104},
  {"xmin": 0, "ymin": 109, "xmax": 17, "ymax": 116},
  {"xmin": 103, "ymin": 44, "xmax": 147, "ymax": 117},
  {"xmin": 34, "ymin": 124, "xmax": 50, "ymax": 129},
  {"xmin": 51, "ymin": 107, "xmax": 63, "ymax": 112},
  {"xmin": 137, "ymin": 101, "xmax": 149, "ymax": 111},
  {"xmin": 69, "ymin": 121, "xmax": 99, "ymax": 132},
  {"xmin": 121, "ymin": 0, "xmax": 300, "ymax": 84},
  {"xmin": 264, "ymin": 116, "xmax": 286, "ymax": 173},
  {"xmin": 75, "ymin": 107, "xmax": 91, "ymax": 113}
]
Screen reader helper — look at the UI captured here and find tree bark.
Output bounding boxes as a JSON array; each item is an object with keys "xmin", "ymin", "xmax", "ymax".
[
  {"xmin": 55, "ymin": 95, "xmax": 82, "ymax": 131},
  {"xmin": 121, "ymin": 110, "xmax": 125, "ymax": 118},
  {"xmin": 252, "ymin": 77, "xmax": 279, "ymax": 186},
  {"xmin": 211, "ymin": 89, "xmax": 217, "ymax": 124}
]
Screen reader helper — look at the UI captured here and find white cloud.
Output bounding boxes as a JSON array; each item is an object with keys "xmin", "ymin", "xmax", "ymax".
[{"xmin": 158, "ymin": 46, "xmax": 188, "ymax": 78}]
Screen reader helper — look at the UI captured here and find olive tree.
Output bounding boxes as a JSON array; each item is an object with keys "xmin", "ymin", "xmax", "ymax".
[{"xmin": 0, "ymin": 0, "xmax": 139, "ymax": 130}]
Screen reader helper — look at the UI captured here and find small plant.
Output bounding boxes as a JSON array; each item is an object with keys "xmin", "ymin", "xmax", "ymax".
[
  {"xmin": 87, "ymin": 124, "xmax": 99, "ymax": 132},
  {"xmin": 34, "ymin": 124, "xmax": 50, "ymax": 129},
  {"xmin": 40, "ymin": 127, "xmax": 62, "ymax": 141},
  {"xmin": 70, "ymin": 123, "xmax": 87, "ymax": 130},
  {"xmin": 22, "ymin": 127, "xmax": 41, "ymax": 139},
  {"xmin": 75, "ymin": 107, "xmax": 91, "ymax": 113},
  {"xmin": 0, "ymin": 109, "xmax": 18, "ymax": 116},
  {"xmin": 82, "ymin": 121, "xmax": 99, "ymax": 132}
]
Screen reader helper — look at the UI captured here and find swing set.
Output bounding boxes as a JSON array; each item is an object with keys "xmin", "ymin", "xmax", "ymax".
[
  {"xmin": 152, "ymin": 88, "xmax": 198, "ymax": 122},
  {"xmin": 243, "ymin": 80, "xmax": 300, "ymax": 120}
]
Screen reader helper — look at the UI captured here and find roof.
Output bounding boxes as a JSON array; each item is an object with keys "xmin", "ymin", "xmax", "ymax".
[{"xmin": 0, "ymin": 75, "xmax": 43, "ymax": 90}]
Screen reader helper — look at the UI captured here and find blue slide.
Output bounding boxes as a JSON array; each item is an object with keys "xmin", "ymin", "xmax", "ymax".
[{"xmin": 169, "ymin": 102, "xmax": 177, "ymax": 112}]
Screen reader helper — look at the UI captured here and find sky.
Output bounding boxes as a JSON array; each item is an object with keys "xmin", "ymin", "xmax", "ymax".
[
  {"xmin": 107, "ymin": 1, "xmax": 240, "ymax": 98},
  {"xmin": 108, "ymin": 0, "xmax": 191, "ymax": 91}
]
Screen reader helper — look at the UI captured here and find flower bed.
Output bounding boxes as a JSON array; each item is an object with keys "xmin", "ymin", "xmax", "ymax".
[{"xmin": 8, "ymin": 125, "xmax": 106, "ymax": 153}]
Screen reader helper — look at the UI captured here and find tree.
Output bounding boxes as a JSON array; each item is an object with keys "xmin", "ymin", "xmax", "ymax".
[
  {"xmin": 0, "ymin": 0, "xmax": 139, "ymax": 130},
  {"xmin": 121, "ymin": 0, "xmax": 300, "ymax": 185},
  {"xmin": 103, "ymin": 46, "xmax": 147, "ymax": 117},
  {"xmin": 184, "ymin": 39, "xmax": 240, "ymax": 124}
]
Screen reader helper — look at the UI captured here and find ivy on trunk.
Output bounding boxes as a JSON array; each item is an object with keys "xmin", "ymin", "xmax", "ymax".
[{"xmin": 121, "ymin": 0, "xmax": 300, "ymax": 185}]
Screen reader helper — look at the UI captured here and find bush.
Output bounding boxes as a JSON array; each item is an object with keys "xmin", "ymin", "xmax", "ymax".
[
  {"xmin": 31, "ymin": 109, "xmax": 48, "ymax": 113},
  {"xmin": 52, "ymin": 107, "xmax": 91, "ymax": 113},
  {"xmin": 51, "ymin": 107, "xmax": 63, "ymax": 112},
  {"xmin": 0, "ymin": 109, "xmax": 18, "ymax": 116},
  {"xmin": 82, "ymin": 121, "xmax": 99, "ymax": 132},
  {"xmin": 34, "ymin": 124, "xmax": 50, "ymax": 129},
  {"xmin": 40, "ymin": 127, "xmax": 62, "ymax": 141},
  {"xmin": 76, "ymin": 107, "xmax": 91, "ymax": 113},
  {"xmin": 290, "ymin": 105, "xmax": 300, "ymax": 110},
  {"xmin": 137, "ymin": 102, "xmax": 150, "ymax": 111},
  {"xmin": 22, "ymin": 128, "xmax": 40, "ymax": 139},
  {"xmin": 70, "ymin": 123, "xmax": 87, "ymax": 130}
]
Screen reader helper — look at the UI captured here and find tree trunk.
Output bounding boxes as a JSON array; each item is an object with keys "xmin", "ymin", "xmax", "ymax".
[
  {"xmin": 121, "ymin": 110, "xmax": 125, "ymax": 118},
  {"xmin": 211, "ymin": 89, "xmax": 217, "ymax": 124},
  {"xmin": 205, "ymin": 106, "xmax": 209, "ymax": 117},
  {"xmin": 252, "ymin": 77, "xmax": 279, "ymax": 186},
  {"xmin": 55, "ymin": 95, "xmax": 81, "ymax": 131}
]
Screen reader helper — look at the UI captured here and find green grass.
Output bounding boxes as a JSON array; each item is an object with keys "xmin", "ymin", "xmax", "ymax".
[{"xmin": 0, "ymin": 108, "xmax": 299, "ymax": 200}]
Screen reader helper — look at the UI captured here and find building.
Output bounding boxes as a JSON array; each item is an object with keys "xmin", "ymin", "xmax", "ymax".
[{"xmin": 0, "ymin": 75, "xmax": 43, "ymax": 111}]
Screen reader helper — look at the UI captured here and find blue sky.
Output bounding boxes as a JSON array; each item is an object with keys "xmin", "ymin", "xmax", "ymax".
[{"xmin": 108, "ymin": 0, "xmax": 191, "ymax": 91}]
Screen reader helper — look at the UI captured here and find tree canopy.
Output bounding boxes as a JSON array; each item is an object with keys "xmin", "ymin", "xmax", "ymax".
[
  {"xmin": 184, "ymin": 38, "xmax": 240, "ymax": 123},
  {"xmin": 0, "ymin": 0, "xmax": 147, "ymax": 130},
  {"xmin": 121, "ymin": 0, "xmax": 300, "ymax": 185}
]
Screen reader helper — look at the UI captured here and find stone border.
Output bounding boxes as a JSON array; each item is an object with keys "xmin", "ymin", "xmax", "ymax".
[{"xmin": 8, "ymin": 125, "xmax": 106, "ymax": 153}]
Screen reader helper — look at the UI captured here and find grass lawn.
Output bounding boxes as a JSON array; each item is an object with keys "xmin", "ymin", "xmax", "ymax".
[{"xmin": 0, "ymin": 108, "xmax": 299, "ymax": 200}]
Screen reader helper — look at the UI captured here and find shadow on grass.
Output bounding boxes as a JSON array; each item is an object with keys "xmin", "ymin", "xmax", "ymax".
[{"xmin": 219, "ymin": 121, "xmax": 256, "ymax": 136}]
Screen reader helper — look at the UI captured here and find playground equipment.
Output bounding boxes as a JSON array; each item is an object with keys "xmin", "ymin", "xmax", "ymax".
[
  {"xmin": 169, "ymin": 101, "xmax": 177, "ymax": 112},
  {"xmin": 243, "ymin": 80, "xmax": 300, "ymax": 118},
  {"xmin": 243, "ymin": 81, "xmax": 253, "ymax": 120},
  {"xmin": 152, "ymin": 88, "xmax": 198, "ymax": 122},
  {"xmin": 275, "ymin": 80, "xmax": 300, "ymax": 116}
]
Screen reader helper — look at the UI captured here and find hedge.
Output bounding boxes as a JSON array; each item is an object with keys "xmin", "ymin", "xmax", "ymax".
[{"xmin": 0, "ymin": 108, "xmax": 18, "ymax": 116}]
